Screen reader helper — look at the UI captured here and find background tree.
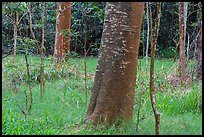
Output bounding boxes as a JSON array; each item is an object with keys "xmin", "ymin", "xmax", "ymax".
[
  {"xmin": 54, "ymin": 2, "xmax": 60, "ymax": 67},
  {"xmin": 27, "ymin": 2, "xmax": 40, "ymax": 55},
  {"xmin": 2, "ymin": 2, "xmax": 28, "ymax": 63},
  {"xmin": 84, "ymin": 2, "xmax": 144, "ymax": 126},
  {"xmin": 145, "ymin": 2, "xmax": 150, "ymax": 75},
  {"xmin": 2, "ymin": 2, "xmax": 201, "ymax": 59},
  {"xmin": 54, "ymin": 2, "xmax": 71, "ymax": 68},
  {"xmin": 40, "ymin": 2, "xmax": 45, "ymax": 99},
  {"xmin": 190, "ymin": 2, "xmax": 202, "ymax": 80},
  {"xmin": 195, "ymin": 23, "xmax": 202, "ymax": 79},
  {"xmin": 178, "ymin": 2, "xmax": 188, "ymax": 85}
]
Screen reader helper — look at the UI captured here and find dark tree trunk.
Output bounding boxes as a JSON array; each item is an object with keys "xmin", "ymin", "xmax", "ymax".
[{"xmin": 195, "ymin": 26, "xmax": 202, "ymax": 79}]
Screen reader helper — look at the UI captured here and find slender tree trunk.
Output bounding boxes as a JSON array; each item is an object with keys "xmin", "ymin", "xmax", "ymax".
[
  {"xmin": 83, "ymin": 11, "xmax": 87, "ymax": 107},
  {"xmin": 75, "ymin": 35, "xmax": 78, "ymax": 53},
  {"xmin": 13, "ymin": 11, "xmax": 18, "ymax": 64},
  {"xmin": 195, "ymin": 25, "xmax": 202, "ymax": 79},
  {"xmin": 142, "ymin": 21, "xmax": 145, "ymax": 57},
  {"xmin": 183, "ymin": 2, "xmax": 188, "ymax": 39},
  {"xmin": 179, "ymin": 2, "xmax": 188, "ymax": 85},
  {"xmin": 40, "ymin": 2, "xmax": 45, "ymax": 100},
  {"xmin": 186, "ymin": 33, "xmax": 190, "ymax": 59},
  {"xmin": 149, "ymin": 2, "xmax": 161, "ymax": 135},
  {"xmin": 27, "ymin": 2, "xmax": 39, "ymax": 55},
  {"xmin": 54, "ymin": 2, "xmax": 60, "ymax": 68},
  {"xmin": 84, "ymin": 2, "xmax": 144, "ymax": 126},
  {"xmin": 148, "ymin": 2, "xmax": 153, "ymax": 54},
  {"xmin": 24, "ymin": 53, "xmax": 33, "ymax": 113},
  {"xmin": 145, "ymin": 2, "xmax": 150, "ymax": 75}
]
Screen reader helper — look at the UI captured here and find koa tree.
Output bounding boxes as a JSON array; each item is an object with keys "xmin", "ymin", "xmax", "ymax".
[
  {"xmin": 84, "ymin": 2, "xmax": 144, "ymax": 126},
  {"xmin": 54, "ymin": 2, "xmax": 71, "ymax": 68}
]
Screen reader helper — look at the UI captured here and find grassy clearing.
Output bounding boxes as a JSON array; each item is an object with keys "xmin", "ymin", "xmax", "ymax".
[{"xmin": 2, "ymin": 55, "xmax": 202, "ymax": 135}]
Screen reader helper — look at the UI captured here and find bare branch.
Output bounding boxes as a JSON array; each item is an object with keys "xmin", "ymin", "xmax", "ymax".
[
  {"xmin": 18, "ymin": 11, "xmax": 29, "ymax": 25},
  {"xmin": 4, "ymin": 14, "xmax": 14, "ymax": 24}
]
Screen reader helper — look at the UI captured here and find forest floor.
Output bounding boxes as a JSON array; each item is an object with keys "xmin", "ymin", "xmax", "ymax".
[{"xmin": 2, "ymin": 55, "xmax": 202, "ymax": 135}]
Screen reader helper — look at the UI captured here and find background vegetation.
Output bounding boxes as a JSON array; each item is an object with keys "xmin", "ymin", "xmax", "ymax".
[{"xmin": 2, "ymin": 2, "xmax": 201, "ymax": 58}]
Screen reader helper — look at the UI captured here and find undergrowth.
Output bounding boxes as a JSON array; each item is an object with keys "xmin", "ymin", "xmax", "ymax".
[{"xmin": 2, "ymin": 55, "xmax": 202, "ymax": 135}]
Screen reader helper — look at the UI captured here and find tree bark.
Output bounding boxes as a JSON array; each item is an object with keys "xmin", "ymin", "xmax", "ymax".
[
  {"xmin": 61, "ymin": 2, "xmax": 71, "ymax": 62},
  {"xmin": 54, "ymin": 2, "xmax": 59, "ymax": 68},
  {"xmin": 40, "ymin": 2, "xmax": 45, "ymax": 100},
  {"xmin": 179, "ymin": 2, "xmax": 188, "ymax": 85},
  {"xmin": 145, "ymin": 2, "xmax": 150, "ymax": 75},
  {"xmin": 54, "ymin": 2, "xmax": 71, "ymax": 68},
  {"xmin": 149, "ymin": 2, "xmax": 161, "ymax": 135},
  {"xmin": 195, "ymin": 25, "xmax": 202, "ymax": 79},
  {"xmin": 84, "ymin": 2, "xmax": 144, "ymax": 126},
  {"xmin": 193, "ymin": 3, "xmax": 202, "ymax": 80}
]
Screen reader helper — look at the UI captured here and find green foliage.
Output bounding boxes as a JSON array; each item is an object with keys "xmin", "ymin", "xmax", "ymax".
[
  {"xmin": 2, "ymin": 2, "xmax": 106, "ymax": 56},
  {"xmin": 70, "ymin": 2, "xmax": 105, "ymax": 56},
  {"xmin": 2, "ymin": 2, "xmax": 29, "ymax": 54},
  {"xmin": 60, "ymin": 29, "xmax": 70, "ymax": 38},
  {"xmin": 2, "ymin": 2, "xmax": 27, "ymax": 14},
  {"xmin": 70, "ymin": 51, "xmax": 79, "ymax": 58},
  {"xmin": 2, "ymin": 2, "xmax": 201, "ymax": 58},
  {"xmin": 160, "ymin": 47, "xmax": 177, "ymax": 58},
  {"xmin": 17, "ymin": 36, "xmax": 37, "ymax": 53}
]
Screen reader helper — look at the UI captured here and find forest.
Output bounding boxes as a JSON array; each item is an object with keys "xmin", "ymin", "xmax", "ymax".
[{"xmin": 2, "ymin": 2, "xmax": 202, "ymax": 135}]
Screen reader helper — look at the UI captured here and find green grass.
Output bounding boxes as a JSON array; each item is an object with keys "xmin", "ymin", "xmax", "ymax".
[{"xmin": 2, "ymin": 55, "xmax": 202, "ymax": 135}]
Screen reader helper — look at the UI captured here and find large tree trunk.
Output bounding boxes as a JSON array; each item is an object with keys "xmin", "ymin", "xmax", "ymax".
[
  {"xmin": 178, "ymin": 2, "xmax": 188, "ymax": 85},
  {"xmin": 84, "ymin": 2, "xmax": 144, "ymax": 126},
  {"xmin": 54, "ymin": 2, "xmax": 71, "ymax": 68}
]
